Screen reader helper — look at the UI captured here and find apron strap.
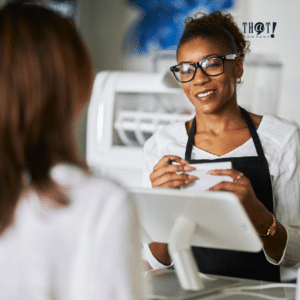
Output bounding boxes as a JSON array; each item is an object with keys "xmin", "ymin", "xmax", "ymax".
[
  {"xmin": 185, "ymin": 117, "xmax": 196, "ymax": 162},
  {"xmin": 239, "ymin": 107, "xmax": 265, "ymax": 157},
  {"xmin": 185, "ymin": 107, "xmax": 265, "ymax": 162}
]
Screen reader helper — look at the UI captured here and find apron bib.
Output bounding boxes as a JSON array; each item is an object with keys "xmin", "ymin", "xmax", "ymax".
[{"xmin": 184, "ymin": 107, "xmax": 280, "ymax": 282}]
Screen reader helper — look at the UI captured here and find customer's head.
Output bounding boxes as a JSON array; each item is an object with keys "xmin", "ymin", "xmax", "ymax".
[{"xmin": 0, "ymin": 2, "xmax": 94, "ymax": 232}]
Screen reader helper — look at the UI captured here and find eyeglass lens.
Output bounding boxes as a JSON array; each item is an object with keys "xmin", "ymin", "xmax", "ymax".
[{"xmin": 174, "ymin": 57, "xmax": 224, "ymax": 82}]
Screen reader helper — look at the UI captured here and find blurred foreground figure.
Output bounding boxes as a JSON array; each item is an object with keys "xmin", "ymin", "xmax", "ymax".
[{"xmin": 0, "ymin": 3, "xmax": 143, "ymax": 299}]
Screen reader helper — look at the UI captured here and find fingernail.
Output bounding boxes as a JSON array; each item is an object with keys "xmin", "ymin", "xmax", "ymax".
[
  {"xmin": 184, "ymin": 165, "xmax": 195, "ymax": 171},
  {"xmin": 207, "ymin": 170, "xmax": 215, "ymax": 174},
  {"xmin": 188, "ymin": 175, "xmax": 198, "ymax": 180},
  {"xmin": 181, "ymin": 159, "xmax": 189, "ymax": 164}
]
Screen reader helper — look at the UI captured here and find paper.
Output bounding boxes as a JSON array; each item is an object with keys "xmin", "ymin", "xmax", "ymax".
[{"xmin": 184, "ymin": 161, "xmax": 233, "ymax": 192}]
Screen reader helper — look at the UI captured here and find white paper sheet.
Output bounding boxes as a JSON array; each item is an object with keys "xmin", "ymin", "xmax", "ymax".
[{"xmin": 183, "ymin": 161, "xmax": 233, "ymax": 192}]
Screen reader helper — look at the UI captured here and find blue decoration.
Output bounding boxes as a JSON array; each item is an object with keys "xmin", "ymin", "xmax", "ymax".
[{"xmin": 123, "ymin": 0, "xmax": 235, "ymax": 54}]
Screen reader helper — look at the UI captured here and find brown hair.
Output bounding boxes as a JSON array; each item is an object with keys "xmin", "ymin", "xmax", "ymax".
[
  {"xmin": 0, "ymin": 3, "xmax": 95, "ymax": 233},
  {"xmin": 177, "ymin": 11, "xmax": 250, "ymax": 60}
]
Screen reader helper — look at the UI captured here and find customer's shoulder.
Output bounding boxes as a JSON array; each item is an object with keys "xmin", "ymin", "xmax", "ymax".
[
  {"xmin": 51, "ymin": 164, "xmax": 127, "ymax": 203},
  {"xmin": 260, "ymin": 114, "xmax": 299, "ymax": 146}
]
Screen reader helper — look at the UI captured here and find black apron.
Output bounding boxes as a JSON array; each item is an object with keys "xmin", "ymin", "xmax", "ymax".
[{"xmin": 185, "ymin": 107, "xmax": 280, "ymax": 282}]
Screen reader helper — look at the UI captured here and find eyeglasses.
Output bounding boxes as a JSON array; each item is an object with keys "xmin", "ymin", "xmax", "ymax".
[{"xmin": 170, "ymin": 54, "xmax": 237, "ymax": 83}]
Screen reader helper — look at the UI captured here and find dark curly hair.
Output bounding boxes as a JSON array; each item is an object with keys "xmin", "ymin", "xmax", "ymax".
[{"xmin": 177, "ymin": 11, "xmax": 250, "ymax": 60}]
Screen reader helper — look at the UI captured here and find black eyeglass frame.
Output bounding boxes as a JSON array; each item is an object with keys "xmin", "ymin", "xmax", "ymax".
[{"xmin": 170, "ymin": 54, "xmax": 238, "ymax": 83}]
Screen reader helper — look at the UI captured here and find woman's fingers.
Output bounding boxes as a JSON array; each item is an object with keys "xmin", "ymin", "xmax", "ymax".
[
  {"xmin": 207, "ymin": 181, "xmax": 246, "ymax": 193},
  {"xmin": 157, "ymin": 180, "xmax": 193, "ymax": 189},
  {"xmin": 150, "ymin": 163, "xmax": 195, "ymax": 182},
  {"xmin": 150, "ymin": 155, "xmax": 197, "ymax": 189},
  {"xmin": 207, "ymin": 169, "xmax": 249, "ymax": 184},
  {"xmin": 153, "ymin": 155, "xmax": 189, "ymax": 171},
  {"xmin": 152, "ymin": 173, "xmax": 198, "ymax": 188}
]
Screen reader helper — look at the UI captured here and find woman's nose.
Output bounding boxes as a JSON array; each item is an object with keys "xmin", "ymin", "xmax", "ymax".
[{"xmin": 193, "ymin": 66, "xmax": 210, "ymax": 84}]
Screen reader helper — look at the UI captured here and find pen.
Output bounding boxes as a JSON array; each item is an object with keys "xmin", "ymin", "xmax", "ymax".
[
  {"xmin": 167, "ymin": 158, "xmax": 173, "ymax": 165},
  {"xmin": 168, "ymin": 158, "xmax": 181, "ymax": 189}
]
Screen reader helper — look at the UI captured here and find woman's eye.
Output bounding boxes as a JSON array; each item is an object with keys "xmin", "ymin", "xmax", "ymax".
[
  {"xmin": 206, "ymin": 62, "xmax": 221, "ymax": 69},
  {"xmin": 204, "ymin": 58, "xmax": 222, "ymax": 69},
  {"xmin": 180, "ymin": 69, "xmax": 193, "ymax": 74},
  {"xmin": 179, "ymin": 65, "xmax": 194, "ymax": 74}
]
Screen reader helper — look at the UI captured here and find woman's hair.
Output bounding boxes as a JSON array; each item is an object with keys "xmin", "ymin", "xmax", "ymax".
[
  {"xmin": 0, "ymin": 3, "xmax": 94, "ymax": 233},
  {"xmin": 177, "ymin": 11, "xmax": 250, "ymax": 60}
]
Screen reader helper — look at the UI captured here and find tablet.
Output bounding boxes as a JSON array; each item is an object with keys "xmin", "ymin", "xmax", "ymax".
[{"xmin": 129, "ymin": 188, "xmax": 262, "ymax": 252}]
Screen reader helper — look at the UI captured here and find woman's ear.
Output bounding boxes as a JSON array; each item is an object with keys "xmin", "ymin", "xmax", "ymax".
[{"xmin": 234, "ymin": 56, "xmax": 244, "ymax": 80}]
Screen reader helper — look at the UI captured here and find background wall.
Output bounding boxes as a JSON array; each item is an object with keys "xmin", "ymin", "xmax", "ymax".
[
  {"xmin": 76, "ymin": 0, "xmax": 132, "ymax": 156},
  {"xmin": 245, "ymin": 0, "xmax": 300, "ymax": 126}
]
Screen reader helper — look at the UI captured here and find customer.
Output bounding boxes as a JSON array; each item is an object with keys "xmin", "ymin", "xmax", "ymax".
[{"xmin": 0, "ymin": 2, "xmax": 143, "ymax": 299}]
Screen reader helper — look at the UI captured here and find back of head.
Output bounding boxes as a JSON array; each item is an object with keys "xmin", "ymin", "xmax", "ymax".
[
  {"xmin": 0, "ymin": 2, "xmax": 94, "ymax": 233},
  {"xmin": 177, "ymin": 11, "xmax": 250, "ymax": 60}
]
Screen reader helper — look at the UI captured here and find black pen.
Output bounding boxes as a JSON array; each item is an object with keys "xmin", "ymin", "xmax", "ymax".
[
  {"xmin": 168, "ymin": 158, "xmax": 181, "ymax": 189},
  {"xmin": 167, "ymin": 158, "xmax": 173, "ymax": 165}
]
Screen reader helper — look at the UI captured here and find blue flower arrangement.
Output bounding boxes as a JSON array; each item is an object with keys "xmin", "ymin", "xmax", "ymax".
[{"xmin": 123, "ymin": 0, "xmax": 234, "ymax": 54}]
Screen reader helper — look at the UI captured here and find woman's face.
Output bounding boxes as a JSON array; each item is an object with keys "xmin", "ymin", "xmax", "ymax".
[{"xmin": 177, "ymin": 37, "xmax": 243, "ymax": 115}]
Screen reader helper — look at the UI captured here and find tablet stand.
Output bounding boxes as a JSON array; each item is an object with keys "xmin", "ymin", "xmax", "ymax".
[
  {"xmin": 144, "ymin": 215, "xmax": 238, "ymax": 299},
  {"xmin": 169, "ymin": 215, "xmax": 204, "ymax": 290}
]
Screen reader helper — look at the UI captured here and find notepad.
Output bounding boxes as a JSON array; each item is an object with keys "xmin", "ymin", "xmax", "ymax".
[{"xmin": 184, "ymin": 161, "xmax": 233, "ymax": 192}]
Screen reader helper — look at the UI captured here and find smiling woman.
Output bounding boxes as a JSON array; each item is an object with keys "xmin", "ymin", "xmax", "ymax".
[{"xmin": 142, "ymin": 11, "xmax": 300, "ymax": 283}]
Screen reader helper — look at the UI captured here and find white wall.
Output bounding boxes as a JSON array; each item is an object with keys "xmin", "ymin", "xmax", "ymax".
[
  {"xmin": 77, "ymin": 0, "xmax": 132, "ymax": 157},
  {"xmin": 245, "ymin": 0, "xmax": 300, "ymax": 125}
]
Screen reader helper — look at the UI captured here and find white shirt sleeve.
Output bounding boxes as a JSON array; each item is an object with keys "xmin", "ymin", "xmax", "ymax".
[
  {"xmin": 142, "ymin": 243, "xmax": 174, "ymax": 270},
  {"xmin": 263, "ymin": 126, "xmax": 300, "ymax": 270},
  {"xmin": 142, "ymin": 138, "xmax": 160, "ymax": 189},
  {"xmin": 142, "ymin": 134, "xmax": 178, "ymax": 270}
]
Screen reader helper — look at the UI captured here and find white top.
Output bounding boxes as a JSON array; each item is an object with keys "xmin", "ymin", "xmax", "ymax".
[
  {"xmin": 0, "ymin": 164, "xmax": 144, "ymax": 300},
  {"xmin": 142, "ymin": 114, "xmax": 300, "ymax": 282}
]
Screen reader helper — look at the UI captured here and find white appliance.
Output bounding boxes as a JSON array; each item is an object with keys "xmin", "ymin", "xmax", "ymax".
[{"xmin": 86, "ymin": 71, "xmax": 194, "ymax": 188}]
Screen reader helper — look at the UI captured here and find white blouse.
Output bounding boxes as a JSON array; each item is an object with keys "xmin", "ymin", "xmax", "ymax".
[
  {"xmin": 142, "ymin": 114, "xmax": 300, "ymax": 282},
  {"xmin": 0, "ymin": 164, "xmax": 144, "ymax": 300}
]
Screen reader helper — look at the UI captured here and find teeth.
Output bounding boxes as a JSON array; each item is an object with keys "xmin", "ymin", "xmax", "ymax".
[{"xmin": 197, "ymin": 90, "xmax": 214, "ymax": 97}]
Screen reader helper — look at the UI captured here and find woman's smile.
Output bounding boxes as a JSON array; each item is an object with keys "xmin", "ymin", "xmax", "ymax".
[{"xmin": 195, "ymin": 89, "xmax": 217, "ymax": 100}]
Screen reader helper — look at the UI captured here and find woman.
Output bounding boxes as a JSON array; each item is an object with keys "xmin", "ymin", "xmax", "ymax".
[
  {"xmin": 0, "ymin": 3, "xmax": 143, "ymax": 299},
  {"xmin": 143, "ymin": 11, "xmax": 300, "ymax": 282}
]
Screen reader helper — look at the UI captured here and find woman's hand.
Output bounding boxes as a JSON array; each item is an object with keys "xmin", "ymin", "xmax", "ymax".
[
  {"xmin": 150, "ymin": 155, "xmax": 198, "ymax": 188},
  {"xmin": 207, "ymin": 168, "xmax": 287, "ymax": 262},
  {"xmin": 206, "ymin": 169, "xmax": 272, "ymax": 234}
]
